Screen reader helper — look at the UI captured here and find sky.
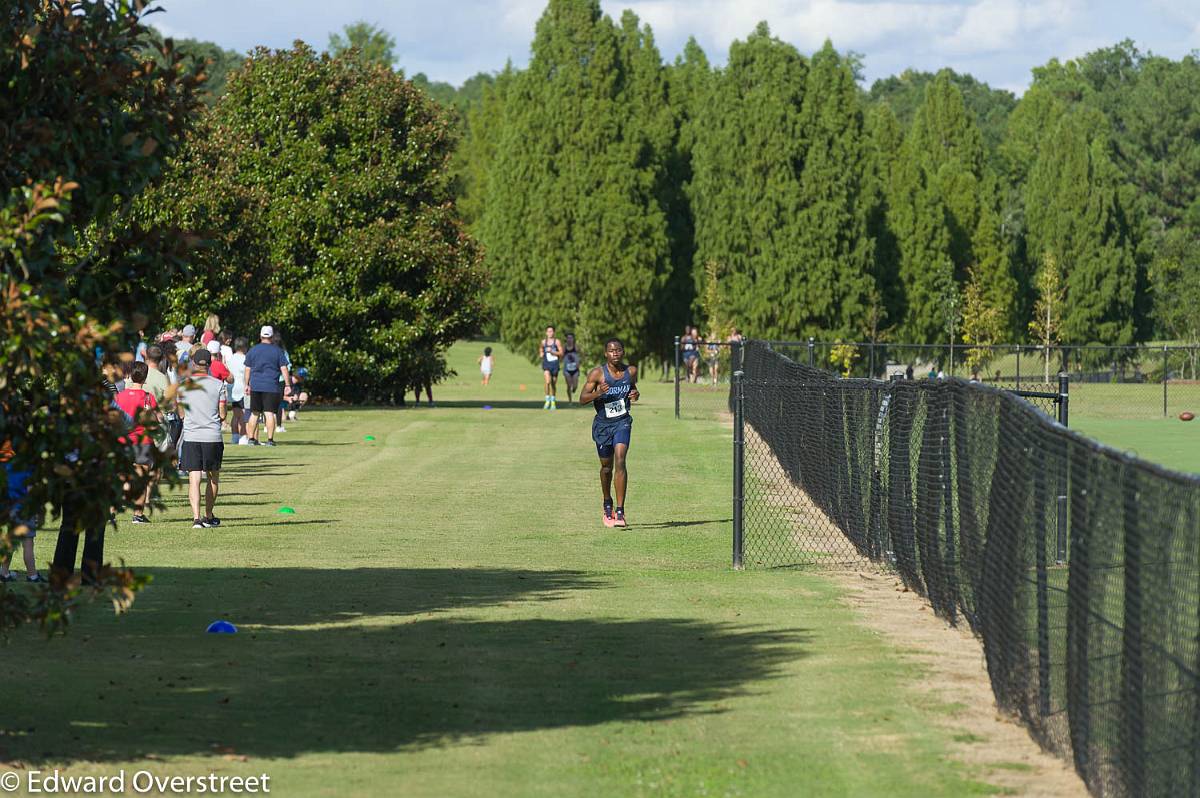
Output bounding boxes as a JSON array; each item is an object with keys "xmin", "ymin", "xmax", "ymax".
[{"xmin": 148, "ymin": 0, "xmax": 1200, "ymax": 95}]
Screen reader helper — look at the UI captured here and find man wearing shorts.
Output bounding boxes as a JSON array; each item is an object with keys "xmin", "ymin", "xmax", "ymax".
[
  {"xmin": 113, "ymin": 361, "xmax": 162, "ymax": 524},
  {"xmin": 681, "ymin": 326, "xmax": 700, "ymax": 383},
  {"xmin": 243, "ymin": 325, "xmax": 290, "ymax": 447},
  {"xmin": 539, "ymin": 326, "xmax": 564, "ymax": 410},
  {"xmin": 0, "ymin": 437, "xmax": 43, "ymax": 583},
  {"xmin": 179, "ymin": 349, "xmax": 227, "ymax": 528},
  {"xmin": 580, "ymin": 338, "xmax": 639, "ymax": 528},
  {"xmin": 562, "ymin": 333, "xmax": 582, "ymax": 402}
]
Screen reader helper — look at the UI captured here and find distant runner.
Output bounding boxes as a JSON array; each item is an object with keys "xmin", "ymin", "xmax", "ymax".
[
  {"xmin": 539, "ymin": 325, "xmax": 565, "ymax": 410},
  {"xmin": 562, "ymin": 333, "xmax": 581, "ymax": 402},
  {"xmin": 580, "ymin": 338, "xmax": 638, "ymax": 528}
]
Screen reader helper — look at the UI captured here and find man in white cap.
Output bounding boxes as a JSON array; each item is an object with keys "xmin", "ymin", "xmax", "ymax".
[{"xmin": 243, "ymin": 325, "xmax": 290, "ymax": 447}]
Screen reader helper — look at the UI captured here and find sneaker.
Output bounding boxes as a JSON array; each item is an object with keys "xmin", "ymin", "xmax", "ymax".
[
  {"xmin": 248, "ymin": 438, "xmax": 260, "ymax": 446},
  {"xmin": 550, "ymin": 398, "xmax": 557, "ymax": 410},
  {"xmin": 277, "ymin": 425, "xmax": 287, "ymax": 433},
  {"xmin": 602, "ymin": 501, "xmax": 615, "ymax": 528},
  {"xmin": 205, "ymin": 516, "xmax": 221, "ymax": 528},
  {"xmin": 192, "ymin": 518, "xmax": 206, "ymax": 529},
  {"xmin": 131, "ymin": 513, "xmax": 150, "ymax": 524},
  {"xmin": 263, "ymin": 440, "xmax": 276, "ymax": 447},
  {"xmin": 0, "ymin": 572, "xmax": 14, "ymax": 584},
  {"xmin": 543, "ymin": 397, "xmax": 551, "ymax": 410},
  {"xmin": 26, "ymin": 573, "xmax": 47, "ymax": 584},
  {"xmin": 238, "ymin": 438, "xmax": 251, "ymax": 446},
  {"xmin": 614, "ymin": 507, "xmax": 627, "ymax": 528}
]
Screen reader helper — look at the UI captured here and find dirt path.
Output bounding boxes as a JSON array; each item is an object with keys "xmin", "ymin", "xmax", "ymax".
[{"xmin": 743, "ymin": 425, "xmax": 1089, "ymax": 797}]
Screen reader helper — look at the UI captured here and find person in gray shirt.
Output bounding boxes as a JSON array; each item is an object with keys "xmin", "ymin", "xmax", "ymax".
[{"xmin": 179, "ymin": 349, "xmax": 227, "ymax": 529}]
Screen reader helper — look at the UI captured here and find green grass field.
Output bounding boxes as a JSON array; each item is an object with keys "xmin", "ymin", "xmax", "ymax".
[{"xmin": 0, "ymin": 341, "xmax": 1026, "ymax": 797}]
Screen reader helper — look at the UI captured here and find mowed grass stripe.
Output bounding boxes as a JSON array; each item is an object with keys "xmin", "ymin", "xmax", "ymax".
[{"xmin": 4, "ymin": 340, "xmax": 1001, "ymax": 797}]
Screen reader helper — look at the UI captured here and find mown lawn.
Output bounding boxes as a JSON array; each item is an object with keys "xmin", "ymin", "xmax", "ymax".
[{"xmin": 1, "ymin": 341, "xmax": 1010, "ymax": 797}]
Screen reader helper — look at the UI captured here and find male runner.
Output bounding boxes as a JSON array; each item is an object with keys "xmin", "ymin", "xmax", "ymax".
[
  {"xmin": 562, "ymin": 333, "xmax": 581, "ymax": 402},
  {"xmin": 539, "ymin": 326, "xmax": 565, "ymax": 410},
  {"xmin": 580, "ymin": 338, "xmax": 639, "ymax": 528}
]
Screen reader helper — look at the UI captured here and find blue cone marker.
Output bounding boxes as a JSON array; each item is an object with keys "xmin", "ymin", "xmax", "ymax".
[{"xmin": 207, "ymin": 620, "xmax": 237, "ymax": 634}]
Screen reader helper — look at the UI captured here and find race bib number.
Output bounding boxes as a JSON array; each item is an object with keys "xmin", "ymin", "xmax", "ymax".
[
  {"xmin": 604, "ymin": 398, "xmax": 627, "ymax": 419},
  {"xmin": 545, "ymin": 353, "xmax": 558, "ymax": 362}
]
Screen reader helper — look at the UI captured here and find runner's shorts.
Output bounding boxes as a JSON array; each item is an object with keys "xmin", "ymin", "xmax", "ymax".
[
  {"xmin": 592, "ymin": 415, "xmax": 633, "ymax": 459},
  {"xmin": 250, "ymin": 390, "xmax": 282, "ymax": 414},
  {"xmin": 543, "ymin": 361, "xmax": 560, "ymax": 377},
  {"xmin": 179, "ymin": 441, "xmax": 224, "ymax": 472}
]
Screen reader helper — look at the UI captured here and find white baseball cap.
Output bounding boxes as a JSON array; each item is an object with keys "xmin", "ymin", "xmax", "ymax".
[
  {"xmin": 260, "ymin": 325, "xmax": 274, "ymax": 338},
  {"xmin": 206, "ymin": 340, "xmax": 221, "ymax": 354}
]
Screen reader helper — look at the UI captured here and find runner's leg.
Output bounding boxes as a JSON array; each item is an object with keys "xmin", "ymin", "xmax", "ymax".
[
  {"xmin": 613, "ymin": 443, "xmax": 629, "ymax": 509},
  {"xmin": 599, "ymin": 455, "xmax": 613, "ymax": 504},
  {"xmin": 188, "ymin": 469, "xmax": 203, "ymax": 520},
  {"xmin": 205, "ymin": 471, "xmax": 220, "ymax": 518}
]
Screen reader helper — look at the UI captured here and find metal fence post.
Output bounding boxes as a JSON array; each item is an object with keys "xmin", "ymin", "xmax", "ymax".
[
  {"xmin": 1057, "ymin": 371, "xmax": 1069, "ymax": 565},
  {"xmin": 1015, "ymin": 345, "xmax": 1021, "ymax": 390},
  {"xmin": 732, "ymin": 368, "xmax": 745, "ymax": 570},
  {"xmin": 868, "ymin": 342, "xmax": 876, "ymax": 379},
  {"xmin": 1163, "ymin": 345, "xmax": 1169, "ymax": 418},
  {"xmin": 674, "ymin": 335, "xmax": 681, "ymax": 420},
  {"xmin": 807, "ymin": 337, "xmax": 815, "ymax": 368}
]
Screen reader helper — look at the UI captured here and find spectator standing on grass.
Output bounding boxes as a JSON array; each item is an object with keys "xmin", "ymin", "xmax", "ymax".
[
  {"xmin": 113, "ymin": 361, "xmax": 163, "ymax": 525},
  {"xmin": 478, "ymin": 346, "xmax": 494, "ymax": 386},
  {"xmin": 206, "ymin": 340, "xmax": 234, "ymax": 385},
  {"xmin": 52, "ymin": 371, "xmax": 120, "ymax": 584},
  {"xmin": 272, "ymin": 331, "xmax": 292, "ymax": 432},
  {"xmin": 200, "ymin": 314, "xmax": 221, "ymax": 346},
  {"xmin": 175, "ymin": 324, "xmax": 196, "ymax": 362},
  {"xmin": 228, "ymin": 337, "xmax": 249, "ymax": 445},
  {"xmin": 243, "ymin": 325, "xmax": 289, "ymax": 447},
  {"xmin": 179, "ymin": 349, "xmax": 227, "ymax": 528},
  {"xmin": 142, "ymin": 345, "xmax": 170, "ymax": 404},
  {"xmin": 1, "ymin": 436, "xmax": 43, "ymax": 584}
]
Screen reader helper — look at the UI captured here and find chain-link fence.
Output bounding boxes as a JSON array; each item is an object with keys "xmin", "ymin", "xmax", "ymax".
[
  {"xmin": 672, "ymin": 338, "xmax": 744, "ymax": 420},
  {"xmin": 779, "ymin": 340, "xmax": 1200, "ymax": 421},
  {"xmin": 731, "ymin": 339, "xmax": 1200, "ymax": 798}
]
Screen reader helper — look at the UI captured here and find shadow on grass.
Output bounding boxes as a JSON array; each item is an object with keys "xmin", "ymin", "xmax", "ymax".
[
  {"xmin": 4, "ymin": 567, "xmax": 808, "ymax": 764},
  {"xmin": 422, "ymin": 399, "xmax": 556, "ymax": 410},
  {"xmin": 634, "ymin": 518, "xmax": 733, "ymax": 529}
]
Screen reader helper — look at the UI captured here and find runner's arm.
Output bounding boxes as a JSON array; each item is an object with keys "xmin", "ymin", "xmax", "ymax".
[
  {"xmin": 555, "ymin": 339, "xmax": 565, "ymax": 359},
  {"xmin": 579, "ymin": 367, "xmax": 607, "ymax": 405},
  {"xmin": 628, "ymin": 365, "xmax": 639, "ymax": 402}
]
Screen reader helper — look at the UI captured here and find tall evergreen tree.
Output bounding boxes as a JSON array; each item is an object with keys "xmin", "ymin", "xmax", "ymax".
[
  {"xmin": 885, "ymin": 137, "xmax": 954, "ymax": 343},
  {"xmin": 689, "ymin": 23, "xmax": 812, "ymax": 339},
  {"xmin": 793, "ymin": 41, "xmax": 875, "ymax": 337},
  {"xmin": 479, "ymin": 0, "xmax": 671, "ymax": 359},
  {"xmin": 656, "ymin": 37, "xmax": 710, "ymax": 350},
  {"xmin": 458, "ymin": 63, "xmax": 514, "ymax": 227},
  {"xmin": 907, "ymin": 71, "xmax": 1016, "ymax": 336},
  {"xmin": 1024, "ymin": 108, "xmax": 1140, "ymax": 344},
  {"xmin": 864, "ymin": 103, "xmax": 903, "ymax": 331}
]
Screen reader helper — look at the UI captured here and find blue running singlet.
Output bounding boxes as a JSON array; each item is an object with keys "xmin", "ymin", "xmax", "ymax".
[{"xmin": 592, "ymin": 363, "xmax": 632, "ymax": 421}]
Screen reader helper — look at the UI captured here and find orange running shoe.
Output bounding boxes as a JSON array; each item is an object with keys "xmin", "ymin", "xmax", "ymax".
[{"xmin": 613, "ymin": 507, "xmax": 627, "ymax": 528}]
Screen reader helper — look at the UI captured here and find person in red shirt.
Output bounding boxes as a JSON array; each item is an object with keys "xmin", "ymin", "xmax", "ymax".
[
  {"xmin": 113, "ymin": 361, "xmax": 163, "ymax": 524},
  {"xmin": 206, "ymin": 340, "xmax": 235, "ymax": 384}
]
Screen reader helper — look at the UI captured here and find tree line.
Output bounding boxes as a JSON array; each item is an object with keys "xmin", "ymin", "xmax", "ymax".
[{"xmin": 442, "ymin": 1, "xmax": 1196, "ymax": 362}]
